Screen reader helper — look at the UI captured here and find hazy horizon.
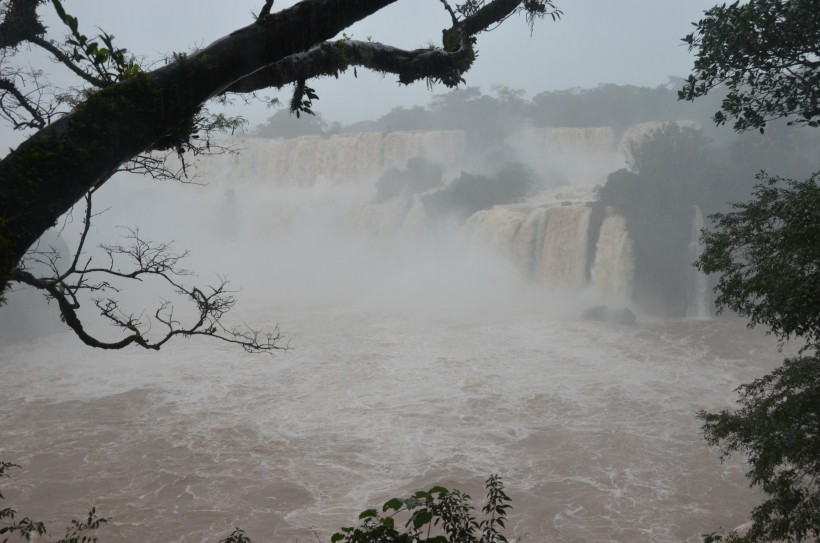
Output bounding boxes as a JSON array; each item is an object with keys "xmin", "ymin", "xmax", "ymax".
[{"xmin": 1, "ymin": 0, "xmax": 718, "ymax": 149}]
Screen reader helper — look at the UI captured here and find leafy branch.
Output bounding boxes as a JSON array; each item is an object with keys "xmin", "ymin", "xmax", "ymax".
[
  {"xmin": 332, "ymin": 475, "xmax": 513, "ymax": 543},
  {"xmin": 0, "ymin": 462, "xmax": 106, "ymax": 543},
  {"xmin": 51, "ymin": 0, "xmax": 139, "ymax": 85}
]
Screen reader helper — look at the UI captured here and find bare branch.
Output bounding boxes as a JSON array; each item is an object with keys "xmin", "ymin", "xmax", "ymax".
[
  {"xmin": 0, "ymin": 76, "xmax": 45, "ymax": 128},
  {"xmin": 258, "ymin": 0, "xmax": 274, "ymax": 18},
  {"xmin": 10, "ymin": 196, "xmax": 284, "ymax": 354},
  {"xmin": 27, "ymin": 35, "xmax": 108, "ymax": 87},
  {"xmin": 439, "ymin": 0, "xmax": 459, "ymax": 26}
]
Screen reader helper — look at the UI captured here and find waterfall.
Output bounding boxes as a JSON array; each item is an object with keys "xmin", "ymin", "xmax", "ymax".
[
  {"xmin": 466, "ymin": 202, "xmax": 596, "ymax": 289},
  {"xmin": 686, "ymin": 205, "xmax": 710, "ymax": 319},
  {"xmin": 195, "ymin": 126, "xmax": 623, "ymax": 189},
  {"xmin": 506, "ymin": 127, "xmax": 623, "ymax": 186},
  {"xmin": 190, "ymin": 127, "xmax": 645, "ymax": 300},
  {"xmin": 590, "ymin": 210, "xmax": 635, "ymax": 300},
  {"xmin": 465, "ymin": 203, "xmax": 538, "ymax": 275},
  {"xmin": 194, "ymin": 131, "xmax": 467, "ymax": 188},
  {"xmin": 537, "ymin": 206, "xmax": 592, "ymax": 287}
]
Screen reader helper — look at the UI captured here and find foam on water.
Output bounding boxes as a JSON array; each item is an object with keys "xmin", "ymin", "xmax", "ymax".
[{"xmin": 0, "ymin": 309, "xmax": 779, "ymax": 543}]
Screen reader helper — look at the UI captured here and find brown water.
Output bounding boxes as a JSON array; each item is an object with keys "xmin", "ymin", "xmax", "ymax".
[{"xmin": 0, "ymin": 310, "xmax": 780, "ymax": 543}]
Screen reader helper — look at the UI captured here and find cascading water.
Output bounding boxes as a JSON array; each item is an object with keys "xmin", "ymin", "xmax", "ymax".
[
  {"xmin": 537, "ymin": 206, "xmax": 592, "ymax": 288},
  {"xmin": 465, "ymin": 199, "xmax": 598, "ymax": 289},
  {"xmin": 686, "ymin": 205, "xmax": 710, "ymax": 319},
  {"xmin": 200, "ymin": 131, "xmax": 467, "ymax": 188},
  {"xmin": 590, "ymin": 209, "xmax": 635, "ymax": 301}
]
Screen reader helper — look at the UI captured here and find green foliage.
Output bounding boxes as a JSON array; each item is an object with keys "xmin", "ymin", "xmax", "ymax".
[
  {"xmin": 219, "ymin": 528, "xmax": 253, "ymax": 543},
  {"xmin": 0, "ymin": 463, "xmax": 514, "ymax": 543},
  {"xmin": 51, "ymin": 0, "xmax": 139, "ymax": 83},
  {"xmin": 684, "ymin": 5, "xmax": 820, "ymax": 533},
  {"xmin": 422, "ymin": 162, "xmax": 534, "ymax": 224},
  {"xmin": 255, "ymin": 108, "xmax": 328, "ymax": 139},
  {"xmin": 703, "ymin": 530, "xmax": 753, "ymax": 543},
  {"xmin": 57, "ymin": 508, "xmax": 107, "ymax": 543},
  {"xmin": 290, "ymin": 79, "xmax": 319, "ymax": 119},
  {"xmin": 699, "ymin": 354, "xmax": 820, "ymax": 541},
  {"xmin": 596, "ymin": 124, "xmax": 723, "ymax": 314},
  {"xmin": 534, "ymin": 84, "xmax": 672, "ymax": 134},
  {"xmin": 340, "ymin": 86, "xmax": 533, "ymax": 156},
  {"xmin": 0, "ymin": 462, "xmax": 47, "ymax": 543},
  {"xmin": 375, "ymin": 157, "xmax": 444, "ymax": 203},
  {"xmin": 0, "ymin": 462, "xmax": 107, "ymax": 543},
  {"xmin": 697, "ymin": 172, "xmax": 820, "ymax": 348},
  {"xmin": 332, "ymin": 474, "xmax": 512, "ymax": 543},
  {"xmin": 680, "ymin": 0, "xmax": 820, "ymax": 131}
]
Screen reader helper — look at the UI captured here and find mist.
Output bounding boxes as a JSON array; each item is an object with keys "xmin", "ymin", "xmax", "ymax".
[{"xmin": 4, "ymin": 78, "xmax": 816, "ymax": 542}]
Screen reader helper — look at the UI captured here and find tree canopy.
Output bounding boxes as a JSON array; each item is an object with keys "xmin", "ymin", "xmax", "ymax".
[
  {"xmin": 697, "ymin": 172, "xmax": 820, "ymax": 347},
  {"xmin": 683, "ymin": 1, "xmax": 820, "ymax": 540},
  {"xmin": 0, "ymin": 0, "xmax": 560, "ymax": 351},
  {"xmin": 680, "ymin": 0, "xmax": 820, "ymax": 131}
]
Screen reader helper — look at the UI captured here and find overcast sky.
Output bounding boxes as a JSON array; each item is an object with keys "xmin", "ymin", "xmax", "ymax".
[{"xmin": 5, "ymin": 0, "xmax": 719, "ymax": 141}]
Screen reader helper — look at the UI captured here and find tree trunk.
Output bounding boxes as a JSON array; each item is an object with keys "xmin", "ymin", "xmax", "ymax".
[{"xmin": 0, "ymin": 0, "xmax": 397, "ymax": 290}]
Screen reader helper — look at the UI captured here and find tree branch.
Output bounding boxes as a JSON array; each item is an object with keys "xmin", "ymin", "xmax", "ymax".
[
  {"xmin": 258, "ymin": 0, "xmax": 274, "ymax": 18},
  {"xmin": 27, "ymin": 35, "xmax": 108, "ymax": 87},
  {"xmin": 0, "ymin": 0, "xmax": 46, "ymax": 49},
  {"xmin": 0, "ymin": 76, "xmax": 46, "ymax": 128},
  {"xmin": 439, "ymin": 0, "xmax": 458, "ymax": 26},
  {"xmin": 11, "ymin": 219, "xmax": 286, "ymax": 354},
  {"xmin": 225, "ymin": 39, "xmax": 473, "ymax": 94},
  {"xmin": 0, "ymin": 0, "xmax": 558, "ymax": 294}
]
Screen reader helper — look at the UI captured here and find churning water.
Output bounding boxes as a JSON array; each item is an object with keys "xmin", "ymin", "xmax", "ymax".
[{"xmin": 0, "ymin": 129, "xmax": 779, "ymax": 542}]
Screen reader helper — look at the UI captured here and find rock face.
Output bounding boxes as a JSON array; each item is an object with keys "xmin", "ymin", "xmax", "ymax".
[{"xmin": 582, "ymin": 305, "xmax": 637, "ymax": 325}]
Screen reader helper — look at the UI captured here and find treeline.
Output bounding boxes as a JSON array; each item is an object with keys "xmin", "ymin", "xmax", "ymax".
[
  {"xmin": 254, "ymin": 82, "xmax": 728, "ymax": 140},
  {"xmin": 596, "ymin": 122, "xmax": 820, "ymax": 315}
]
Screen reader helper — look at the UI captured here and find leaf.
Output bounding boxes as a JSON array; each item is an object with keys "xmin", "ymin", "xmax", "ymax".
[
  {"xmin": 358, "ymin": 509, "xmax": 377, "ymax": 520},
  {"xmin": 411, "ymin": 509, "xmax": 432, "ymax": 529},
  {"xmin": 383, "ymin": 498, "xmax": 403, "ymax": 512}
]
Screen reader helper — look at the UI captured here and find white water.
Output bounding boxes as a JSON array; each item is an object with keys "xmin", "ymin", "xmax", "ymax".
[
  {"xmin": 0, "ymin": 307, "xmax": 778, "ymax": 543},
  {"xmin": 686, "ymin": 206, "xmax": 710, "ymax": 320},
  {"xmin": 0, "ymin": 129, "xmax": 770, "ymax": 543},
  {"xmin": 466, "ymin": 200, "xmax": 597, "ymax": 290},
  {"xmin": 591, "ymin": 211, "xmax": 635, "ymax": 301}
]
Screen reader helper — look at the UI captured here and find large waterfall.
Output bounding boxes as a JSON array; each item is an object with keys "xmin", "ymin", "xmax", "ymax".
[
  {"xmin": 204, "ymin": 131, "xmax": 467, "ymax": 187},
  {"xmin": 195, "ymin": 127, "xmax": 637, "ymax": 306}
]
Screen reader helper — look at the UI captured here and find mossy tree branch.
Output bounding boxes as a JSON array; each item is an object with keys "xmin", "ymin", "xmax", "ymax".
[{"xmin": 0, "ymin": 0, "xmax": 560, "ymax": 349}]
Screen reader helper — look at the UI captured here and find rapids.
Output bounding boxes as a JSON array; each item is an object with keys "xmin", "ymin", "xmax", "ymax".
[{"xmin": 0, "ymin": 309, "xmax": 779, "ymax": 543}]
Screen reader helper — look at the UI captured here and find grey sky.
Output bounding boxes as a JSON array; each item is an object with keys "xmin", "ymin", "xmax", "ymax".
[{"xmin": 7, "ymin": 0, "xmax": 718, "ymax": 138}]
